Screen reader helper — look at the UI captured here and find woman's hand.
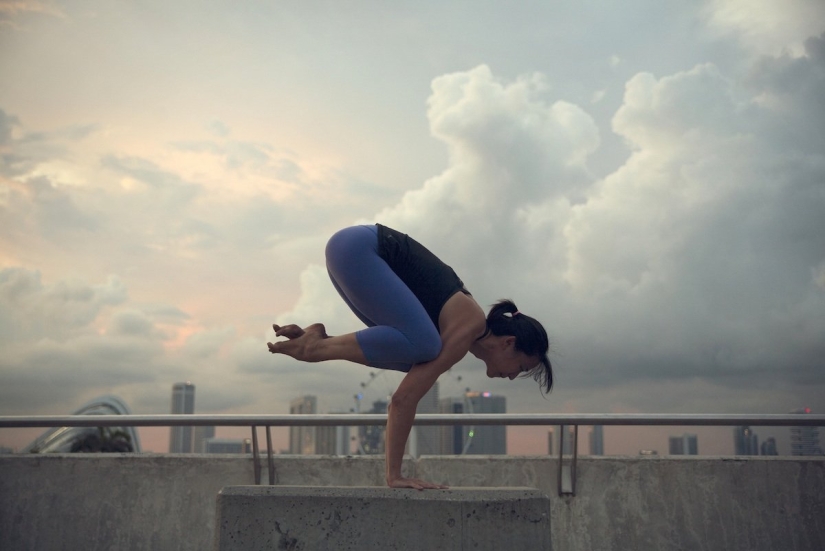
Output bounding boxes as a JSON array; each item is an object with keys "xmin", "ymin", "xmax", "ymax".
[{"xmin": 387, "ymin": 476, "xmax": 449, "ymax": 491}]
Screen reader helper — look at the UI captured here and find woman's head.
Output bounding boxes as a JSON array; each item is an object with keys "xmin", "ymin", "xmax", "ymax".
[{"xmin": 485, "ymin": 299, "xmax": 553, "ymax": 393}]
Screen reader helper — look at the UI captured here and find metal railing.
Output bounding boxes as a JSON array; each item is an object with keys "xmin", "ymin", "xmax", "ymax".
[{"xmin": 2, "ymin": 413, "xmax": 823, "ymax": 495}]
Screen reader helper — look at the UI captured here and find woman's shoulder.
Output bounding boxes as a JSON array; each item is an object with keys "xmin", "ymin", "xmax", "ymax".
[{"xmin": 438, "ymin": 292, "xmax": 486, "ymax": 341}]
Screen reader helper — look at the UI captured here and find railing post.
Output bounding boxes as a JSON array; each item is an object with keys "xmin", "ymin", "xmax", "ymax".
[
  {"xmin": 265, "ymin": 426, "xmax": 276, "ymax": 485},
  {"xmin": 558, "ymin": 424, "xmax": 578, "ymax": 496},
  {"xmin": 251, "ymin": 425, "xmax": 261, "ymax": 485}
]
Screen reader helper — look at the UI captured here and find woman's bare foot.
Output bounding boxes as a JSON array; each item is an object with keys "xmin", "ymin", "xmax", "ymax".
[
  {"xmin": 272, "ymin": 324, "xmax": 305, "ymax": 339},
  {"xmin": 267, "ymin": 323, "xmax": 328, "ymax": 362}
]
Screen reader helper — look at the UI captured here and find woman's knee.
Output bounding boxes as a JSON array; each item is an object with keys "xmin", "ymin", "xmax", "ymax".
[{"xmin": 410, "ymin": 331, "xmax": 442, "ymax": 364}]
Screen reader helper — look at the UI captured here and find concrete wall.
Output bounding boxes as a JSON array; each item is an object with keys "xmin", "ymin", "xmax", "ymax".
[
  {"xmin": 214, "ymin": 486, "xmax": 552, "ymax": 550},
  {"xmin": 1, "ymin": 454, "xmax": 823, "ymax": 551}
]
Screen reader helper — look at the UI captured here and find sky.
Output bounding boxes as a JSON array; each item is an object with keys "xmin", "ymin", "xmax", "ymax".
[{"xmin": 1, "ymin": 0, "xmax": 823, "ymax": 455}]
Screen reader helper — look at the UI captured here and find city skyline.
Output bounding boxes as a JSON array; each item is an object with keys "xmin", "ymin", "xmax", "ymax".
[{"xmin": 1, "ymin": 383, "xmax": 821, "ymax": 456}]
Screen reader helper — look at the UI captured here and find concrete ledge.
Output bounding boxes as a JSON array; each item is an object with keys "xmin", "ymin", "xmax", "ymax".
[{"xmin": 213, "ymin": 486, "xmax": 551, "ymax": 551}]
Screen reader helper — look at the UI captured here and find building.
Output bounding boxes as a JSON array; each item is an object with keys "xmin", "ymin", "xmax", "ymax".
[
  {"xmin": 463, "ymin": 392, "xmax": 506, "ymax": 455},
  {"xmin": 316, "ymin": 411, "xmax": 351, "ymax": 455},
  {"xmin": 790, "ymin": 408, "xmax": 823, "ymax": 456},
  {"xmin": 589, "ymin": 425, "xmax": 604, "ymax": 456},
  {"xmin": 169, "ymin": 382, "xmax": 195, "ymax": 453},
  {"xmin": 193, "ymin": 425, "xmax": 215, "ymax": 453},
  {"xmin": 204, "ymin": 438, "xmax": 252, "ymax": 454},
  {"xmin": 358, "ymin": 400, "xmax": 388, "ymax": 455},
  {"xmin": 734, "ymin": 426, "xmax": 759, "ymax": 455},
  {"xmin": 412, "ymin": 383, "xmax": 440, "ymax": 456},
  {"xmin": 760, "ymin": 437, "xmax": 778, "ymax": 456},
  {"xmin": 439, "ymin": 396, "xmax": 467, "ymax": 455},
  {"xmin": 668, "ymin": 433, "xmax": 698, "ymax": 455},
  {"xmin": 289, "ymin": 395, "xmax": 317, "ymax": 455},
  {"xmin": 435, "ymin": 391, "xmax": 507, "ymax": 455},
  {"xmin": 23, "ymin": 395, "xmax": 141, "ymax": 453}
]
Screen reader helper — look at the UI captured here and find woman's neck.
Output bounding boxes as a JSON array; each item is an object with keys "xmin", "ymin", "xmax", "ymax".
[{"xmin": 469, "ymin": 331, "xmax": 493, "ymax": 360}]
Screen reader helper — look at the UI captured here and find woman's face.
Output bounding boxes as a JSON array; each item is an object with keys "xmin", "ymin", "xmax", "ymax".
[{"xmin": 484, "ymin": 337, "xmax": 539, "ymax": 380}]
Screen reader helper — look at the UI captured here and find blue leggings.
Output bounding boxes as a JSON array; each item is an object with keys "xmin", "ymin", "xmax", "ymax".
[{"xmin": 325, "ymin": 225, "xmax": 442, "ymax": 372}]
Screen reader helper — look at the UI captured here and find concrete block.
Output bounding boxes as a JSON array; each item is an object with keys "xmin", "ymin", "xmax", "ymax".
[{"xmin": 213, "ymin": 486, "xmax": 551, "ymax": 551}]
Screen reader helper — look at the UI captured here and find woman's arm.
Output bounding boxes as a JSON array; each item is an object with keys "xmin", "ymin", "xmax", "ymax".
[
  {"xmin": 384, "ymin": 296, "xmax": 486, "ymax": 489},
  {"xmin": 384, "ymin": 348, "xmax": 462, "ymax": 489}
]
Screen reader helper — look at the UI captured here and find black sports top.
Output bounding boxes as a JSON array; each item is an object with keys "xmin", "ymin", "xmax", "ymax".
[{"xmin": 377, "ymin": 224, "xmax": 469, "ymax": 331}]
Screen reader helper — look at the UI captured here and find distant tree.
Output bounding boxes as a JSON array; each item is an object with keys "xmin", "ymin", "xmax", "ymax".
[{"xmin": 70, "ymin": 427, "xmax": 133, "ymax": 453}]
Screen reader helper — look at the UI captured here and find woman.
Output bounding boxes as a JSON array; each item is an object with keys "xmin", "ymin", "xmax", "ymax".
[{"xmin": 268, "ymin": 223, "xmax": 553, "ymax": 490}]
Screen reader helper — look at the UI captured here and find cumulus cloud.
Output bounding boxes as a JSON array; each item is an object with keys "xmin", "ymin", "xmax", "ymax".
[
  {"xmin": 703, "ymin": 0, "xmax": 825, "ymax": 55},
  {"xmin": 563, "ymin": 46, "xmax": 825, "ymax": 388},
  {"xmin": 281, "ymin": 46, "xmax": 824, "ymax": 411},
  {"xmin": 374, "ymin": 65, "xmax": 599, "ymax": 282}
]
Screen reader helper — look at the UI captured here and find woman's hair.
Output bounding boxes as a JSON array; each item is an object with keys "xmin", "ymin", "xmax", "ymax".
[{"xmin": 486, "ymin": 299, "xmax": 553, "ymax": 393}]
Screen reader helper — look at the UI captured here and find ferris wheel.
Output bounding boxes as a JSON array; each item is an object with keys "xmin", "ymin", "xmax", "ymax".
[{"xmin": 352, "ymin": 369, "xmax": 478, "ymax": 455}]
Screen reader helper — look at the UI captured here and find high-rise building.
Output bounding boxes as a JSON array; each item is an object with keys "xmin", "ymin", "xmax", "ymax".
[
  {"xmin": 316, "ymin": 411, "xmax": 351, "ymax": 455},
  {"xmin": 790, "ymin": 408, "xmax": 823, "ymax": 456},
  {"xmin": 289, "ymin": 396, "xmax": 317, "ymax": 455},
  {"xmin": 359, "ymin": 400, "xmax": 388, "ymax": 455},
  {"xmin": 169, "ymin": 382, "xmax": 195, "ymax": 453},
  {"xmin": 668, "ymin": 433, "xmax": 698, "ymax": 455},
  {"xmin": 439, "ymin": 396, "xmax": 467, "ymax": 455},
  {"xmin": 463, "ymin": 392, "xmax": 506, "ymax": 455},
  {"xmin": 193, "ymin": 425, "xmax": 215, "ymax": 453},
  {"xmin": 589, "ymin": 425, "xmax": 604, "ymax": 456},
  {"xmin": 435, "ymin": 391, "xmax": 508, "ymax": 455},
  {"xmin": 760, "ymin": 437, "xmax": 778, "ymax": 456},
  {"xmin": 734, "ymin": 426, "xmax": 759, "ymax": 455}
]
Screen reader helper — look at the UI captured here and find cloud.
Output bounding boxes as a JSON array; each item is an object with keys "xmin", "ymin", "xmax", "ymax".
[
  {"xmin": 703, "ymin": 0, "xmax": 825, "ymax": 55},
  {"xmin": 0, "ymin": 267, "xmax": 126, "ymax": 344},
  {"xmin": 562, "ymin": 44, "xmax": 825, "ymax": 387},
  {"xmin": 279, "ymin": 47, "xmax": 824, "ymax": 411},
  {"xmin": 101, "ymin": 155, "xmax": 202, "ymax": 196},
  {"xmin": 374, "ymin": 65, "xmax": 599, "ymax": 281},
  {"xmin": 0, "ymin": 267, "xmax": 258, "ymax": 417},
  {"xmin": 0, "ymin": 0, "xmax": 65, "ymax": 28},
  {"xmin": 0, "ymin": 175, "xmax": 99, "ymax": 244},
  {"xmin": 0, "ymin": 107, "xmax": 19, "ymax": 144},
  {"xmin": 207, "ymin": 120, "xmax": 231, "ymax": 138},
  {"xmin": 0, "ymin": 268, "xmax": 169, "ymax": 414}
]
